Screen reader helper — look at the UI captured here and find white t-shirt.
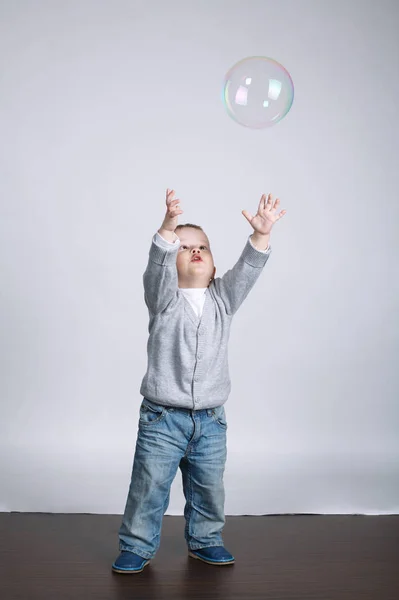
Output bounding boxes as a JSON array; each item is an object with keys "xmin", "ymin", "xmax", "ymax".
[{"xmin": 179, "ymin": 287, "xmax": 208, "ymax": 318}]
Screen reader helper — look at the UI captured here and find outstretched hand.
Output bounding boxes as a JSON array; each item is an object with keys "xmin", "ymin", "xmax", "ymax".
[
  {"xmin": 242, "ymin": 193, "xmax": 286, "ymax": 236},
  {"xmin": 160, "ymin": 188, "xmax": 184, "ymax": 232}
]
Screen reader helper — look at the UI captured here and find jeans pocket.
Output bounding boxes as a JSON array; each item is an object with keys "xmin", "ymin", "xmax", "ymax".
[
  {"xmin": 212, "ymin": 405, "xmax": 227, "ymax": 429},
  {"xmin": 139, "ymin": 399, "xmax": 166, "ymax": 426}
]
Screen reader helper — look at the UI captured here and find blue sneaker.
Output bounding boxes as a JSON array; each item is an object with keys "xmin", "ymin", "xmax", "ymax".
[
  {"xmin": 189, "ymin": 546, "xmax": 235, "ymax": 565},
  {"xmin": 112, "ymin": 551, "xmax": 151, "ymax": 574}
]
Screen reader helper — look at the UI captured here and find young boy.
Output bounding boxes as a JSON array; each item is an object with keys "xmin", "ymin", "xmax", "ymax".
[{"xmin": 112, "ymin": 189, "xmax": 286, "ymax": 573}]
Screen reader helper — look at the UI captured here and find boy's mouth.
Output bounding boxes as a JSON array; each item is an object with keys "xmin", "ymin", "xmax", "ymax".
[{"xmin": 191, "ymin": 256, "xmax": 203, "ymax": 262}]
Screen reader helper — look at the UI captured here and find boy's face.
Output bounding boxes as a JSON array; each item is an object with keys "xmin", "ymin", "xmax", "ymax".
[{"xmin": 175, "ymin": 228, "xmax": 216, "ymax": 289}]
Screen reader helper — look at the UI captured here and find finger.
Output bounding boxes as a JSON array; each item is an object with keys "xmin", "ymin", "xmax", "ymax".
[
  {"xmin": 260, "ymin": 193, "xmax": 271, "ymax": 213},
  {"xmin": 168, "ymin": 200, "xmax": 180, "ymax": 212},
  {"xmin": 166, "ymin": 189, "xmax": 175, "ymax": 204},
  {"xmin": 242, "ymin": 209, "xmax": 253, "ymax": 223},
  {"xmin": 258, "ymin": 194, "xmax": 266, "ymax": 213},
  {"xmin": 169, "ymin": 199, "xmax": 180, "ymax": 207},
  {"xmin": 274, "ymin": 209, "xmax": 286, "ymax": 221},
  {"xmin": 273, "ymin": 197, "xmax": 280, "ymax": 209},
  {"xmin": 169, "ymin": 210, "xmax": 183, "ymax": 218},
  {"xmin": 265, "ymin": 193, "xmax": 273, "ymax": 209},
  {"xmin": 168, "ymin": 198, "xmax": 180, "ymax": 210}
]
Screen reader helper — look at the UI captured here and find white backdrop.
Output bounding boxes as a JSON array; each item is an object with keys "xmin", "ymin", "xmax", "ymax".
[{"xmin": 0, "ymin": 0, "xmax": 398, "ymax": 515}]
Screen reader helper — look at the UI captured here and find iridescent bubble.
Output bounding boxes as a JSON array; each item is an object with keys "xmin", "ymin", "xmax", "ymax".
[{"xmin": 223, "ymin": 56, "xmax": 294, "ymax": 129}]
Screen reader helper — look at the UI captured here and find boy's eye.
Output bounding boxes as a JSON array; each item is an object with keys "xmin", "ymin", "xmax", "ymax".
[{"xmin": 180, "ymin": 245, "xmax": 208, "ymax": 250}]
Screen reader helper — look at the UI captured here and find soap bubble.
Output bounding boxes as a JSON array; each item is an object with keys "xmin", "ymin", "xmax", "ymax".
[{"xmin": 223, "ymin": 56, "xmax": 294, "ymax": 129}]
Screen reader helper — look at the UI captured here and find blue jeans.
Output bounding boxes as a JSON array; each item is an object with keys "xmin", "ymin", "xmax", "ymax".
[{"xmin": 118, "ymin": 398, "xmax": 228, "ymax": 559}]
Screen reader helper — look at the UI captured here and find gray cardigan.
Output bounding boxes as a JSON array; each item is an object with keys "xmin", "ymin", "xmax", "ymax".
[{"xmin": 140, "ymin": 233, "xmax": 272, "ymax": 409}]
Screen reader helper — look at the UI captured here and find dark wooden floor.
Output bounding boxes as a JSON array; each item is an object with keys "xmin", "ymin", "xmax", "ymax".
[{"xmin": 0, "ymin": 513, "xmax": 397, "ymax": 600}]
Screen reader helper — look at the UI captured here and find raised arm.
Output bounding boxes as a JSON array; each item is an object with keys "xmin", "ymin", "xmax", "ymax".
[
  {"xmin": 143, "ymin": 189, "xmax": 184, "ymax": 314},
  {"xmin": 214, "ymin": 193, "xmax": 286, "ymax": 314}
]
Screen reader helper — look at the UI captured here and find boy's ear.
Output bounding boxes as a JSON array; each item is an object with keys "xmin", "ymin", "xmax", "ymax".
[{"xmin": 208, "ymin": 267, "xmax": 216, "ymax": 287}]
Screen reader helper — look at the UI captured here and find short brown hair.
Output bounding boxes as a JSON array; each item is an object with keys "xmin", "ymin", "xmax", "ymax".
[
  {"xmin": 175, "ymin": 224, "xmax": 210, "ymax": 248},
  {"xmin": 174, "ymin": 223, "xmax": 204, "ymax": 233}
]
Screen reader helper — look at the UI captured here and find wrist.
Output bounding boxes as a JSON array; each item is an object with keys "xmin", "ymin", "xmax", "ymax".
[
  {"xmin": 158, "ymin": 227, "xmax": 178, "ymax": 243},
  {"xmin": 251, "ymin": 231, "xmax": 270, "ymax": 250}
]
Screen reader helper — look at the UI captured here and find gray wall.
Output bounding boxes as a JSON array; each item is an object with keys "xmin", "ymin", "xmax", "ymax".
[{"xmin": 0, "ymin": 0, "xmax": 398, "ymax": 515}]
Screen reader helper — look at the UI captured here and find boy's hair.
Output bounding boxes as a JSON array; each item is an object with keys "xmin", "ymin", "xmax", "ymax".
[{"xmin": 174, "ymin": 223, "xmax": 204, "ymax": 233}]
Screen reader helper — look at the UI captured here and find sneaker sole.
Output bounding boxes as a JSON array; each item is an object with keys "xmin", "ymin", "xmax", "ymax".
[
  {"xmin": 188, "ymin": 551, "xmax": 235, "ymax": 566},
  {"xmin": 111, "ymin": 560, "xmax": 150, "ymax": 574}
]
